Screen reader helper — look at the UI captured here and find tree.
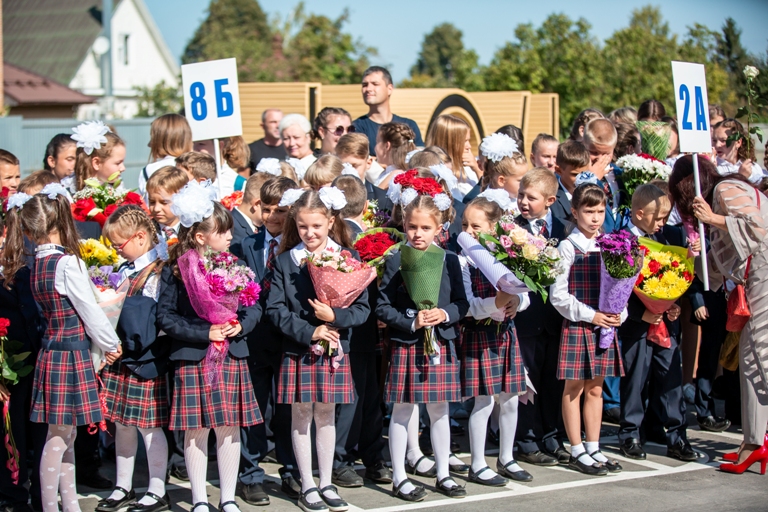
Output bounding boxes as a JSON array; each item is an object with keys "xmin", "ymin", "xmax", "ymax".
[
  {"xmin": 679, "ymin": 23, "xmax": 734, "ymax": 113},
  {"xmin": 134, "ymin": 80, "xmax": 182, "ymax": 117},
  {"xmin": 402, "ymin": 23, "xmax": 483, "ymax": 90}
]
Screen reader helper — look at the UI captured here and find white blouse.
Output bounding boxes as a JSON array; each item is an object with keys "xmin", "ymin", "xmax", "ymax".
[
  {"xmin": 453, "ymin": 166, "xmax": 480, "ymax": 202},
  {"xmin": 716, "ymin": 158, "xmax": 765, "ymax": 185},
  {"xmin": 118, "ymin": 248, "xmax": 161, "ymax": 301},
  {"xmin": 459, "ymin": 255, "xmax": 530, "ymax": 320}
]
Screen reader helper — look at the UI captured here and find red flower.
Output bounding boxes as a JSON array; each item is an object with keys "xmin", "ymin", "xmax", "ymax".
[
  {"xmin": 411, "ymin": 177, "xmax": 444, "ymax": 197},
  {"xmin": 638, "ymin": 153, "xmax": 665, "ymax": 164},
  {"xmin": 72, "ymin": 197, "xmax": 100, "ymax": 222},
  {"xmin": 640, "ymin": 246, "xmax": 650, "ymax": 256},
  {"xmin": 122, "ymin": 191, "xmax": 145, "ymax": 206},
  {"xmin": 0, "ymin": 317, "xmax": 10, "ymax": 337},
  {"xmin": 394, "ymin": 170, "xmax": 418, "ymax": 188},
  {"xmin": 648, "ymin": 260, "xmax": 661, "ymax": 274},
  {"xmin": 683, "ymin": 270, "xmax": 693, "ymax": 282},
  {"xmin": 671, "ymin": 260, "xmax": 679, "ymax": 268},
  {"xmin": 635, "ymin": 273, "xmax": 645, "ymax": 287},
  {"xmin": 354, "ymin": 232, "xmax": 396, "ymax": 261},
  {"xmin": 104, "ymin": 204, "xmax": 119, "ymax": 218}
]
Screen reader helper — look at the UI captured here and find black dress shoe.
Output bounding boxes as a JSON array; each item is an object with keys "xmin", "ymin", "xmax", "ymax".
[
  {"xmin": 96, "ymin": 488, "xmax": 136, "ymax": 512},
  {"xmin": 331, "ymin": 466, "xmax": 363, "ymax": 488},
  {"xmin": 589, "ymin": 450, "xmax": 622, "ymax": 473},
  {"xmin": 449, "ymin": 454, "xmax": 469, "ymax": 475},
  {"xmin": 127, "ymin": 492, "xmax": 170, "ymax": 512},
  {"xmin": 281, "ymin": 473, "xmax": 301, "ymax": 500},
  {"xmin": 468, "ymin": 466, "xmax": 508, "ymax": 487},
  {"xmin": 391, "ymin": 479, "xmax": 426, "ymax": 502},
  {"xmin": 168, "ymin": 465, "xmax": 189, "ymax": 481},
  {"xmin": 78, "ymin": 471, "xmax": 114, "ymax": 490},
  {"xmin": 319, "ymin": 485, "xmax": 348, "ymax": 512},
  {"xmin": 405, "ymin": 455, "xmax": 436, "ymax": 477},
  {"xmin": 697, "ymin": 415, "xmax": 732, "ymax": 433},
  {"xmin": 298, "ymin": 488, "xmax": 328, "ymax": 512},
  {"xmin": 364, "ymin": 461, "xmax": 392, "ymax": 483},
  {"xmin": 546, "ymin": 445, "xmax": 571, "ymax": 464},
  {"xmin": 435, "ymin": 477, "xmax": 466, "ymax": 498},
  {"xmin": 602, "ymin": 407, "xmax": 621, "ymax": 425},
  {"xmin": 1, "ymin": 503, "xmax": 33, "ymax": 512},
  {"xmin": 568, "ymin": 454, "xmax": 608, "ymax": 476},
  {"xmin": 517, "ymin": 450, "xmax": 558, "ymax": 466},
  {"xmin": 218, "ymin": 501, "xmax": 239, "ymax": 512},
  {"xmin": 496, "ymin": 459, "xmax": 533, "ymax": 482},
  {"xmin": 240, "ymin": 483, "xmax": 270, "ymax": 506},
  {"xmin": 620, "ymin": 438, "xmax": 646, "ymax": 460},
  {"xmin": 667, "ymin": 439, "xmax": 698, "ymax": 462}
]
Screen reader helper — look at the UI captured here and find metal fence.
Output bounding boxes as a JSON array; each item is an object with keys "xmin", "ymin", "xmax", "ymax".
[{"xmin": 0, "ymin": 116, "xmax": 154, "ymax": 189}]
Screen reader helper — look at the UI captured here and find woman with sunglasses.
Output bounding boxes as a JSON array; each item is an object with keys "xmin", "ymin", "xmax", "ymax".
[{"xmin": 313, "ymin": 107, "xmax": 355, "ymax": 156}]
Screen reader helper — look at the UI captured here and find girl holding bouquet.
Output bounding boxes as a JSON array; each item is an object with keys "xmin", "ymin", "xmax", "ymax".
[
  {"xmin": 266, "ymin": 188, "xmax": 370, "ymax": 512},
  {"xmin": 97, "ymin": 206, "xmax": 170, "ymax": 512},
  {"xmin": 2, "ymin": 191, "xmax": 122, "ymax": 512},
  {"xmin": 459, "ymin": 197, "xmax": 531, "ymax": 486},
  {"xmin": 157, "ymin": 182, "xmax": 263, "ymax": 512},
  {"xmin": 376, "ymin": 195, "xmax": 469, "ymax": 501},
  {"xmin": 550, "ymin": 181, "xmax": 625, "ymax": 476}
]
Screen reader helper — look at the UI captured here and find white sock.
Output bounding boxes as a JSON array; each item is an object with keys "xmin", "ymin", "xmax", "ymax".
[
  {"xmin": 390, "ymin": 403, "xmax": 416, "ymax": 494},
  {"xmin": 490, "ymin": 402, "xmax": 500, "ymax": 434},
  {"xmin": 109, "ymin": 423, "xmax": 137, "ymax": 501},
  {"xmin": 426, "ymin": 402, "xmax": 455, "ymax": 486},
  {"xmin": 137, "ymin": 427, "xmax": 168, "ymax": 505},
  {"xmin": 292, "ymin": 403, "xmax": 320, "ymax": 503},
  {"xmin": 584, "ymin": 441, "xmax": 607, "ymax": 463},
  {"xmin": 184, "ymin": 428, "xmax": 210, "ymax": 506},
  {"xmin": 498, "ymin": 392, "xmax": 521, "ymax": 472},
  {"xmin": 215, "ymin": 426, "xmax": 240, "ymax": 512},
  {"xmin": 314, "ymin": 403, "xmax": 340, "ymax": 499},
  {"xmin": 469, "ymin": 396, "xmax": 497, "ymax": 480},
  {"xmin": 405, "ymin": 404, "xmax": 433, "ymax": 473},
  {"xmin": 571, "ymin": 443, "xmax": 597, "ymax": 465},
  {"xmin": 40, "ymin": 425, "xmax": 78, "ymax": 512}
]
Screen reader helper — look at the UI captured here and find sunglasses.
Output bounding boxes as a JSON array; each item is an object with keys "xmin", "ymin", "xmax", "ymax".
[
  {"xmin": 114, "ymin": 232, "xmax": 140, "ymax": 252},
  {"xmin": 328, "ymin": 125, "xmax": 355, "ymax": 137}
]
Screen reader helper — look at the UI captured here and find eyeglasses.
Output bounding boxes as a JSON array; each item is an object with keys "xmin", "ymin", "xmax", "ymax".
[
  {"xmin": 114, "ymin": 232, "xmax": 140, "ymax": 252},
  {"xmin": 328, "ymin": 125, "xmax": 355, "ymax": 137}
]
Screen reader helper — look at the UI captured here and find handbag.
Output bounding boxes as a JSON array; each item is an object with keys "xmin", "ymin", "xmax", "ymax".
[
  {"xmin": 719, "ymin": 330, "xmax": 741, "ymax": 372},
  {"xmin": 724, "ymin": 187, "xmax": 759, "ymax": 333}
]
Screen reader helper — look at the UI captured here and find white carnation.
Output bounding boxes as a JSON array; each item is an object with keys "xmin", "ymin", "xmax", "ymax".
[
  {"xmin": 433, "ymin": 193, "xmax": 452, "ymax": 211},
  {"xmin": 400, "ymin": 188, "xmax": 419, "ymax": 207}
]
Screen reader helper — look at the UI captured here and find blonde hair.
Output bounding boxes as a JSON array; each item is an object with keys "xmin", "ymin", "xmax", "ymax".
[
  {"xmin": 74, "ymin": 131, "xmax": 125, "ymax": 190},
  {"xmin": 279, "ymin": 161, "xmax": 299, "ymax": 182},
  {"xmin": 335, "ymin": 132, "xmax": 370, "ymax": 159},
  {"xmin": 485, "ymin": 153, "xmax": 527, "ymax": 179},
  {"xmin": 465, "ymin": 197, "xmax": 503, "ymax": 225},
  {"xmin": 146, "ymin": 165, "xmax": 190, "ymax": 195},
  {"xmin": 426, "ymin": 114, "xmax": 470, "ymax": 181},
  {"xmin": 583, "ymin": 118, "xmax": 618, "ymax": 148},
  {"xmin": 631, "ymin": 183, "xmax": 669, "ymax": 212},
  {"xmin": 103, "ymin": 204, "xmax": 159, "ymax": 247},
  {"xmin": 520, "ymin": 167, "xmax": 558, "ymax": 198},
  {"xmin": 304, "ymin": 154, "xmax": 344, "ymax": 190},
  {"xmin": 176, "ymin": 152, "xmax": 217, "ymax": 182},
  {"xmin": 18, "ymin": 170, "xmax": 58, "ymax": 194},
  {"xmin": 408, "ymin": 146, "xmax": 449, "ymax": 168},
  {"xmin": 403, "ymin": 194, "xmax": 443, "ymax": 229},
  {"xmin": 149, "ymin": 114, "xmax": 193, "ymax": 161}
]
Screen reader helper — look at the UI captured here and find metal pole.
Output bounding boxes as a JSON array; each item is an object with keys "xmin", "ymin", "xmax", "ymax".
[
  {"xmin": 101, "ymin": 0, "xmax": 113, "ymax": 117},
  {"xmin": 214, "ymin": 138, "xmax": 223, "ymax": 198},
  {"xmin": 692, "ymin": 153, "xmax": 709, "ymax": 291}
]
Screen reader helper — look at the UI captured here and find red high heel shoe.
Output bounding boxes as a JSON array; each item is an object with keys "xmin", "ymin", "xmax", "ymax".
[
  {"xmin": 722, "ymin": 433, "xmax": 768, "ymax": 462},
  {"xmin": 719, "ymin": 445, "xmax": 768, "ymax": 475}
]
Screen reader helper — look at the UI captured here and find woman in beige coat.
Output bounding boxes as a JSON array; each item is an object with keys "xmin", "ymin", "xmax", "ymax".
[{"xmin": 670, "ymin": 155, "xmax": 768, "ymax": 474}]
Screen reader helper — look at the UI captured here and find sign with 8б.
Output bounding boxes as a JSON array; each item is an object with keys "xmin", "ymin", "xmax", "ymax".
[
  {"xmin": 671, "ymin": 61, "xmax": 711, "ymax": 154},
  {"xmin": 181, "ymin": 58, "xmax": 242, "ymax": 141}
]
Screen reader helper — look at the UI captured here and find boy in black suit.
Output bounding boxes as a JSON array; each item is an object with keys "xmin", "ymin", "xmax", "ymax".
[
  {"xmin": 617, "ymin": 184, "xmax": 695, "ymax": 462},
  {"xmin": 513, "ymin": 168, "xmax": 570, "ymax": 465},
  {"xmin": 235, "ymin": 176, "xmax": 301, "ymax": 504},
  {"xmin": 329, "ymin": 175, "xmax": 392, "ymax": 485},
  {"xmin": 231, "ymin": 173, "xmax": 270, "ymax": 251},
  {"xmin": 551, "ymin": 140, "xmax": 590, "ymax": 224}
]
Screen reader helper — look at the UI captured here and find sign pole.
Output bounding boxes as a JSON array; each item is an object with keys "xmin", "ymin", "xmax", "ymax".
[
  {"xmin": 213, "ymin": 138, "xmax": 223, "ymax": 198},
  {"xmin": 692, "ymin": 153, "xmax": 709, "ymax": 291}
]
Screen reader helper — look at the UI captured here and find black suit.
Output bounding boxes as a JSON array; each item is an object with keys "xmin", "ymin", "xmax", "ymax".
[
  {"xmin": 366, "ymin": 180, "xmax": 393, "ymax": 213},
  {"xmin": 550, "ymin": 185, "xmax": 572, "ymax": 225},
  {"xmin": 75, "ymin": 220, "xmax": 102, "ymax": 240},
  {"xmin": 344, "ymin": 219, "xmax": 364, "ymax": 238},
  {"xmin": 230, "ymin": 208, "xmax": 256, "ymax": 255},
  {"xmin": 513, "ymin": 215, "xmax": 568, "ymax": 454}
]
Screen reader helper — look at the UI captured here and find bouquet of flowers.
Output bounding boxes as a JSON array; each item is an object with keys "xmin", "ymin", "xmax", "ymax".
[
  {"xmin": 362, "ymin": 200, "xmax": 392, "ymax": 229},
  {"xmin": 306, "ymin": 248, "xmax": 377, "ymax": 365},
  {"xmin": 633, "ymin": 237, "xmax": 694, "ymax": 348},
  {"xmin": 0, "ymin": 318, "xmax": 33, "ymax": 485},
  {"xmin": 221, "ymin": 190, "xmax": 244, "ymax": 211},
  {"xmin": 353, "ymin": 228, "xmax": 403, "ymax": 278},
  {"xmin": 72, "ymin": 178, "xmax": 145, "ymax": 227},
  {"xmin": 595, "ymin": 231, "xmax": 644, "ymax": 349},
  {"xmin": 80, "ymin": 237, "xmax": 120, "ymax": 268},
  {"xmin": 636, "ymin": 121, "xmax": 672, "ymax": 161},
  {"xmin": 178, "ymin": 249, "xmax": 260, "ymax": 384},
  {"xmin": 616, "ymin": 153, "xmax": 672, "ymax": 208}
]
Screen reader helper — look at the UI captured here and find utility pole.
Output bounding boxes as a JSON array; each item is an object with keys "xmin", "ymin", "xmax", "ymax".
[{"xmin": 100, "ymin": 0, "xmax": 114, "ymax": 118}]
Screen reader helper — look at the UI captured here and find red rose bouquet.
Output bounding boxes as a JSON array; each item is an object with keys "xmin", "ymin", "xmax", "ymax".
[
  {"xmin": 353, "ymin": 228, "xmax": 403, "ymax": 278},
  {"xmin": 72, "ymin": 178, "xmax": 146, "ymax": 227}
]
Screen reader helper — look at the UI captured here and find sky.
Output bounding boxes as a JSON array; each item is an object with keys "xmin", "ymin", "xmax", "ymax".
[{"xmin": 144, "ymin": 0, "xmax": 768, "ymax": 82}]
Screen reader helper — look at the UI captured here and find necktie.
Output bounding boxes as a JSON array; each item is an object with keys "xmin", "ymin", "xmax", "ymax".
[
  {"xmin": 536, "ymin": 219, "xmax": 549, "ymax": 238},
  {"xmin": 262, "ymin": 238, "xmax": 279, "ymax": 293},
  {"xmin": 163, "ymin": 226, "xmax": 176, "ymax": 241},
  {"xmin": 602, "ymin": 180, "xmax": 615, "ymax": 211}
]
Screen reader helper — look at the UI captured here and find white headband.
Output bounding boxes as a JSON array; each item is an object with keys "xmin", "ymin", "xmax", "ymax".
[
  {"xmin": 170, "ymin": 180, "xmax": 218, "ymax": 228},
  {"xmin": 256, "ymin": 158, "xmax": 282, "ymax": 176},
  {"xmin": 479, "ymin": 132, "xmax": 519, "ymax": 162},
  {"xmin": 574, "ymin": 171, "xmax": 599, "ymax": 187},
  {"xmin": 71, "ymin": 120, "xmax": 110, "ymax": 155},
  {"xmin": 318, "ymin": 186, "xmax": 347, "ymax": 210},
  {"xmin": 478, "ymin": 188, "xmax": 514, "ymax": 211},
  {"xmin": 6, "ymin": 192, "xmax": 32, "ymax": 211},
  {"xmin": 278, "ymin": 188, "xmax": 306, "ymax": 207}
]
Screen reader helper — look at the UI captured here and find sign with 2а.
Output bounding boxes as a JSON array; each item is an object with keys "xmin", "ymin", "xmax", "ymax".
[
  {"xmin": 181, "ymin": 58, "xmax": 242, "ymax": 141},
  {"xmin": 671, "ymin": 61, "xmax": 711, "ymax": 154}
]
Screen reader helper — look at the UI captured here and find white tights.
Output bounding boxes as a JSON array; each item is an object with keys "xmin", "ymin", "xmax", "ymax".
[
  {"xmin": 108, "ymin": 423, "xmax": 168, "ymax": 505},
  {"xmin": 468, "ymin": 393, "xmax": 522, "ymax": 479},
  {"xmin": 292, "ymin": 403, "xmax": 340, "ymax": 503},
  {"xmin": 185, "ymin": 426, "xmax": 240, "ymax": 512},
  {"xmin": 40, "ymin": 425, "xmax": 79, "ymax": 512}
]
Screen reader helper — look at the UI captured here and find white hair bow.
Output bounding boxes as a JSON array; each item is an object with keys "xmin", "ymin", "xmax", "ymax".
[
  {"xmin": 286, "ymin": 158, "xmax": 306, "ymax": 181},
  {"xmin": 170, "ymin": 180, "xmax": 217, "ymax": 228},
  {"xmin": 341, "ymin": 162, "xmax": 358, "ymax": 177},
  {"xmin": 40, "ymin": 183, "xmax": 70, "ymax": 201},
  {"xmin": 6, "ymin": 192, "xmax": 32, "ymax": 211},
  {"xmin": 256, "ymin": 158, "xmax": 282, "ymax": 176},
  {"xmin": 479, "ymin": 132, "xmax": 519, "ymax": 162},
  {"xmin": 71, "ymin": 120, "xmax": 110, "ymax": 155},
  {"xmin": 478, "ymin": 188, "xmax": 514, "ymax": 211},
  {"xmin": 429, "ymin": 164, "xmax": 458, "ymax": 194},
  {"xmin": 574, "ymin": 171, "xmax": 599, "ymax": 188},
  {"xmin": 278, "ymin": 188, "xmax": 306, "ymax": 207},
  {"xmin": 318, "ymin": 186, "xmax": 347, "ymax": 210}
]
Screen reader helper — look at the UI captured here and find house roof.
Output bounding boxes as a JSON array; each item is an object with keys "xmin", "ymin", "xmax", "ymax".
[{"xmin": 3, "ymin": 62, "xmax": 95, "ymax": 106}]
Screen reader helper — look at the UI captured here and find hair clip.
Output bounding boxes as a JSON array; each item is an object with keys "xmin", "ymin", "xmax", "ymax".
[
  {"xmin": 480, "ymin": 132, "xmax": 519, "ymax": 162},
  {"xmin": 478, "ymin": 188, "xmax": 515, "ymax": 211},
  {"xmin": 256, "ymin": 158, "xmax": 282, "ymax": 176},
  {"xmin": 574, "ymin": 171, "xmax": 599, "ymax": 187},
  {"xmin": 71, "ymin": 120, "xmax": 110, "ymax": 155},
  {"xmin": 318, "ymin": 186, "xmax": 348, "ymax": 210},
  {"xmin": 278, "ymin": 188, "xmax": 306, "ymax": 207},
  {"xmin": 40, "ymin": 183, "xmax": 70, "ymax": 201},
  {"xmin": 170, "ymin": 180, "xmax": 217, "ymax": 228},
  {"xmin": 6, "ymin": 192, "xmax": 33, "ymax": 211}
]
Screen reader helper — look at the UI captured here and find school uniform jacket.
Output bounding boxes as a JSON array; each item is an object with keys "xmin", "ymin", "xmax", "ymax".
[
  {"xmin": 550, "ymin": 185, "xmax": 572, "ymax": 224},
  {"xmin": 343, "ymin": 219, "xmax": 380, "ymax": 353},
  {"xmin": 367, "ymin": 180, "xmax": 393, "ymax": 212},
  {"xmin": 231, "ymin": 208, "xmax": 256, "ymax": 255},
  {"xmin": 0, "ymin": 267, "xmax": 45, "ymax": 354},
  {"xmin": 376, "ymin": 250, "xmax": 469, "ymax": 345}
]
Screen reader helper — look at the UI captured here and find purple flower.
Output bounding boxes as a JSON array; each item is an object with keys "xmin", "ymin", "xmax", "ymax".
[
  {"xmin": 99, "ymin": 265, "xmax": 114, "ymax": 275},
  {"xmin": 206, "ymin": 273, "xmax": 227, "ymax": 296},
  {"xmin": 239, "ymin": 281, "xmax": 261, "ymax": 307},
  {"xmin": 108, "ymin": 272, "xmax": 122, "ymax": 289}
]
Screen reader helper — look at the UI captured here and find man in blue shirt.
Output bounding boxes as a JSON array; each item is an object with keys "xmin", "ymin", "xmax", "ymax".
[{"xmin": 352, "ymin": 66, "xmax": 423, "ymax": 156}]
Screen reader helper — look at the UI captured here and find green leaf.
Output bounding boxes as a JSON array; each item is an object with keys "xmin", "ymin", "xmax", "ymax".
[
  {"xmin": 2, "ymin": 365, "xmax": 18, "ymax": 383},
  {"xmin": 735, "ymin": 106, "xmax": 749, "ymax": 118},
  {"xmin": 757, "ymin": 132, "xmax": 764, "ymax": 143},
  {"xmin": 523, "ymin": 275, "xmax": 536, "ymax": 291},
  {"xmin": 4, "ymin": 340, "xmax": 23, "ymax": 352},
  {"xmin": 16, "ymin": 366, "xmax": 33, "ymax": 378},
  {"xmin": 10, "ymin": 352, "xmax": 31, "ymax": 364}
]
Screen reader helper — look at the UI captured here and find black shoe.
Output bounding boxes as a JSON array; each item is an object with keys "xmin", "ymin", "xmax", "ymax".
[
  {"xmin": 602, "ymin": 407, "xmax": 620, "ymax": 425},
  {"xmin": 96, "ymin": 488, "xmax": 136, "ymax": 512},
  {"xmin": 217, "ymin": 501, "xmax": 239, "ymax": 512},
  {"xmin": 645, "ymin": 428, "xmax": 667, "ymax": 445},
  {"xmin": 450, "ymin": 423, "xmax": 465, "ymax": 436},
  {"xmin": 546, "ymin": 445, "xmax": 571, "ymax": 464},
  {"xmin": 168, "ymin": 465, "xmax": 189, "ymax": 481},
  {"xmin": 449, "ymin": 454, "xmax": 469, "ymax": 475},
  {"xmin": 589, "ymin": 450, "xmax": 622, "ymax": 473},
  {"xmin": 405, "ymin": 455, "xmax": 436, "ymax": 477},
  {"xmin": 1, "ymin": 503, "xmax": 33, "ymax": 512},
  {"xmin": 319, "ymin": 485, "xmax": 348, "ymax": 512},
  {"xmin": 697, "ymin": 415, "xmax": 732, "ymax": 433},
  {"xmin": 298, "ymin": 488, "xmax": 328, "ymax": 512},
  {"xmin": 667, "ymin": 439, "xmax": 698, "ymax": 462},
  {"xmin": 517, "ymin": 450, "xmax": 558, "ymax": 467},
  {"xmin": 78, "ymin": 471, "xmax": 114, "ymax": 490},
  {"xmin": 364, "ymin": 461, "xmax": 392, "ymax": 483},
  {"xmin": 127, "ymin": 493, "xmax": 170, "ymax": 512},
  {"xmin": 240, "ymin": 483, "xmax": 270, "ymax": 506},
  {"xmin": 435, "ymin": 477, "xmax": 466, "ymax": 498},
  {"xmin": 391, "ymin": 479, "xmax": 426, "ymax": 502},
  {"xmin": 620, "ymin": 438, "xmax": 646, "ymax": 460},
  {"xmin": 281, "ymin": 473, "xmax": 301, "ymax": 500},
  {"xmin": 190, "ymin": 502, "xmax": 209, "ymax": 512},
  {"xmin": 568, "ymin": 453, "xmax": 608, "ymax": 476},
  {"xmin": 468, "ymin": 466, "xmax": 508, "ymax": 487},
  {"xmin": 331, "ymin": 466, "xmax": 363, "ymax": 488},
  {"xmin": 496, "ymin": 459, "xmax": 533, "ymax": 482}
]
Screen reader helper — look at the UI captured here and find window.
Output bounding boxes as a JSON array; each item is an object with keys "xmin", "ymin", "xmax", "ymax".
[{"xmin": 120, "ymin": 34, "xmax": 130, "ymax": 65}]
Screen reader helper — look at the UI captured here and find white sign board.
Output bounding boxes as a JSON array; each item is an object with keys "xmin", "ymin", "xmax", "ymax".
[
  {"xmin": 671, "ymin": 61, "xmax": 711, "ymax": 153},
  {"xmin": 181, "ymin": 58, "xmax": 242, "ymax": 141}
]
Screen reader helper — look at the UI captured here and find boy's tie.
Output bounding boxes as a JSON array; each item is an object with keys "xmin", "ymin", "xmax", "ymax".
[
  {"xmin": 536, "ymin": 219, "xmax": 549, "ymax": 238},
  {"xmin": 262, "ymin": 238, "xmax": 279, "ymax": 292}
]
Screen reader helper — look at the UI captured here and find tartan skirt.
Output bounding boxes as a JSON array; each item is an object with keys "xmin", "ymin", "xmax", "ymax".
[
  {"xmin": 461, "ymin": 325, "xmax": 527, "ymax": 397},
  {"xmin": 102, "ymin": 362, "xmax": 168, "ymax": 429},
  {"xmin": 557, "ymin": 319, "xmax": 624, "ymax": 380},
  {"xmin": 30, "ymin": 348, "xmax": 102, "ymax": 426},
  {"xmin": 169, "ymin": 355, "xmax": 262, "ymax": 430},
  {"xmin": 277, "ymin": 351, "xmax": 355, "ymax": 404},
  {"xmin": 385, "ymin": 339, "xmax": 461, "ymax": 403}
]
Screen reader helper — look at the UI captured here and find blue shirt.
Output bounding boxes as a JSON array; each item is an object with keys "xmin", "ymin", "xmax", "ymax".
[{"xmin": 353, "ymin": 114, "xmax": 424, "ymax": 156}]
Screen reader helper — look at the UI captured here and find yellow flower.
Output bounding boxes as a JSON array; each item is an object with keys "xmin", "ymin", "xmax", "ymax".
[
  {"xmin": 522, "ymin": 244, "xmax": 540, "ymax": 260},
  {"xmin": 510, "ymin": 227, "xmax": 528, "ymax": 245}
]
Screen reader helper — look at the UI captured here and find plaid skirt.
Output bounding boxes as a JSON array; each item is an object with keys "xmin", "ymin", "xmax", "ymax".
[
  {"xmin": 385, "ymin": 338, "xmax": 461, "ymax": 403},
  {"xmin": 169, "ymin": 355, "xmax": 262, "ymax": 430},
  {"xmin": 102, "ymin": 362, "xmax": 168, "ymax": 429},
  {"xmin": 461, "ymin": 325, "xmax": 526, "ymax": 397},
  {"xmin": 30, "ymin": 348, "xmax": 102, "ymax": 426},
  {"xmin": 277, "ymin": 351, "xmax": 355, "ymax": 404},
  {"xmin": 557, "ymin": 319, "xmax": 624, "ymax": 380}
]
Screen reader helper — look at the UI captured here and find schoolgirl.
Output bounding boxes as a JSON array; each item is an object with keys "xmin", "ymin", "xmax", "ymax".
[
  {"xmin": 71, "ymin": 121, "xmax": 126, "ymax": 192},
  {"xmin": 139, "ymin": 113, "xmax": 193, "ymax": 198}
]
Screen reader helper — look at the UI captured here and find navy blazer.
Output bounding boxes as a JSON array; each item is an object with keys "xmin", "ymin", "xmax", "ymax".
[
  {"xmin": 550, "ymin": 185, "xmax": 572, "ymax": 224},
  {"xmin": 116, "ymin": 294, "xmax": 169, "ymax": 379},
  {"xmin": 76, "ymin": 221, "xmax": 102, "ymax": 240},
  {"xmin": 231, "ymin": 208, "xmax": 255, "ymax": 253},
  {"xmin": 265, "ymin": 248, "xmax": 370, "ymax": 355},
  {"xmin": 0, "ymin": 267, "xmax": 45, "ymax": 354},
  {"xmin": 445, "ymin": 199, "xmax": 466, "ymax": 253},
  {"xmin": 367, "ymin": 180, "xmax": 393, "ymax": 212},
  {"xmin": 462, "ymin": 183, "xmax": 482, "ymax": 204},
  {"xmin": 345, "ymin": 219, "xmax": 364, "ymax": 238},
  {"xmin": 234, "ymin": 229, "xmax": 268, "ymax": 283},
  {"xmin": 157, "ymin": 264, "xmax": 262, "ymax": 362},
  {"xmin": 376, "ymin": 250, "xmax": 469, "ymax": 345}
]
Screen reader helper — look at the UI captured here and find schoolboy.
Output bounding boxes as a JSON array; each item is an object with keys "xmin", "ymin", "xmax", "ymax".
[
  {"xmin": 231, "ymin": 172, "xmax": 270, "ymax": 251},
  {"xmin": 175, "ymin": 151, "xmax": 217, "ymax": 184},
  {"xmin": 146, "ymin": 166, "xmax": 190, "ymax": 239},
  {"xmin": 552, "ymin": 140, "xmax": 590, "ymax": 223},
  {"xmin": 530, "ymin": 134, "xmax": 559, "ymax": 171},
  {"xmin": 335, "ymin": 133, "xmax": 391, "ymax": 209},
  {"xmin": 582, "ymin": 118, "xmax": 621, "ymax": 231},
  {"xmin": 331, "ymin": 175, "xmax": 368, "ymax": 237}
]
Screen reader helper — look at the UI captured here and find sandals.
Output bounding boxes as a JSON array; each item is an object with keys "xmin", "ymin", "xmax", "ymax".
[
  {"xmin": 298, "ymin": 488, "xmax": 328, "ymax": 512},
  {"xmin": 568, "ymin": 452, "xmax": 609, "ymax": 476},
  {"xmin": 318, "ymin": 485, "xmax": 348, "ymax": 512},
  {"xmin": 127, "ymin": 492, "xmax": 170, "ymax": 512},
  {"xmin": 391, "ymin": 479, "xmax": 427, "ymax": 502},
  {"xmin": 589, "ymin": 450, "xmax": 622, "ymax": 473},
  {"xmin": 405, "ymin": 455, "xmax": 437, "ymax": 477},
  {"xmin": 435, "ymin": 476, "xmax": 467, "ymax": 498},
  {"xmin": 96, "ymin": 487, "xmax": 136, "ymax": 512},
  {"xmin": 468, "ymin": 466, "xmax": 508, "ymax": 487}
]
